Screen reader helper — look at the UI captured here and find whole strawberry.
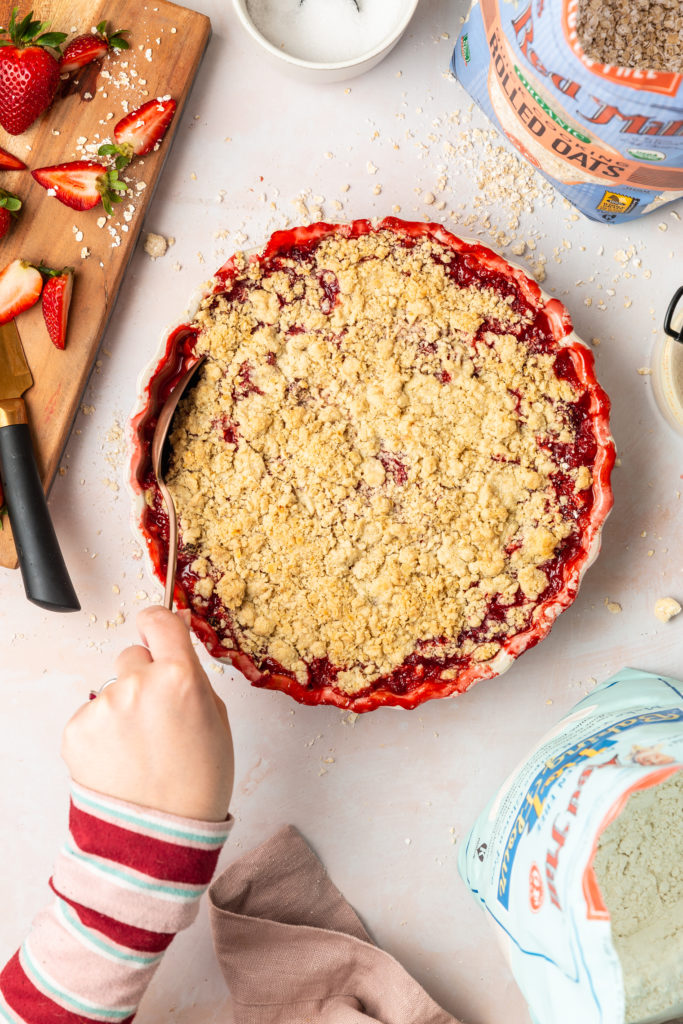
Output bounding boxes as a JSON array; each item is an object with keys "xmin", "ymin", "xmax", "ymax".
[
  {"xmin": 0, "ymin": 8, "xmax": 66, "ymax": 135},
  {"xmin": 0, "ymin": 187, "xmax": 21, "ymax": 239}
]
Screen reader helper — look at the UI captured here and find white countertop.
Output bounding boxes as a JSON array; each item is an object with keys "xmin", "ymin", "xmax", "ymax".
[{"xmin": 1, "ymin": 1, "xmax": 682, "ymax": 1021}]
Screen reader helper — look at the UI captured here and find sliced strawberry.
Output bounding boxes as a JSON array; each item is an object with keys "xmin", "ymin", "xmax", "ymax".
[
  {"xmin": 59, "ymin": 36, "xmax": 108, "ymax": 74},
  {"xmin": 114, "ymin": 97, "xmax": 177, "ymax": 157},
  {"xmin": 32, "ymin": 160, "xmax": 127, "ymax": 214},
  {"xmin": 41, "ymin": 267, "xmax": 74, "ymax": 349},
  {"xmin": 0, "ymin": 9, "xmax": 66, "ymax": 135},
  {"xmin": 59, "ymin": 21, "xmax": 129, "ymax": 75},
  {"xmin": 0, "ymin": 144, "xmax": 26, "ymax": 170},
  {"xmin": 0, "ymin": 187, "xmax": 21, "ymax": 239},
  {"xmin": 32, "ymin": 160, "xmax": 103, "ymax": 210},
  {"xmin": 0, "ymin": 259, "xmax": 43, "ymax": 325}
]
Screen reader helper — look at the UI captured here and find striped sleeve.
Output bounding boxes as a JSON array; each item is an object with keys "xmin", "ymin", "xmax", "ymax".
[{"xmin": 0, "ymin": 783, "xmax": 231, "ymax": 1024}]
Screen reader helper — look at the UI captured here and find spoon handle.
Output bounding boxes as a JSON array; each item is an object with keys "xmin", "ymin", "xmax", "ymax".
[{"xmin": 158, "ymin": 475, "xmax": 178, "ymax": 610}]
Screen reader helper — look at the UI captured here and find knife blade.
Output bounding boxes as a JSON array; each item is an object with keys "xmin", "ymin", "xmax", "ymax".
[{"xmin": 0, "ymin": 320, "xmax": 80, "ymax": 611}]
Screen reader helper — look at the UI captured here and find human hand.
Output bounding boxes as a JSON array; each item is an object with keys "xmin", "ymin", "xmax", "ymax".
[{"xmin": 62, "ymin": 606, "xmax": 234, "ymax": 822}]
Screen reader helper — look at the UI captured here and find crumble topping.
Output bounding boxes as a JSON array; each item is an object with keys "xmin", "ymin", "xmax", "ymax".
[{"xmin": 164, "ymin": 228, "xmax": 589, "ymax": 695}]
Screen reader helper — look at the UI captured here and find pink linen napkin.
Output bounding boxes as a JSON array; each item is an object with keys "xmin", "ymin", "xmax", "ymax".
[{"xmin": 208, "ymin": 825, "xmax": 461, "ymax": 1024}]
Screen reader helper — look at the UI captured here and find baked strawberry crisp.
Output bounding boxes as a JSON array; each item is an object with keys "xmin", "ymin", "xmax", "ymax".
[{"xmin": 133, "ymin": 218, "xmax": 614, "ymax": 711}]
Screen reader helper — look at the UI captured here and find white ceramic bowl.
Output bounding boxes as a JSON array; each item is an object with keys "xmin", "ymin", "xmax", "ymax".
[{"xmin": 232, "ymin": 0, "xmax": 420, "ymax": 83}]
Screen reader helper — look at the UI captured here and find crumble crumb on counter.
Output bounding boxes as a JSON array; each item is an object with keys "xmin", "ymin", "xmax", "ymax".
[{"xmin": 654, "ymin": 597, "xmax": 682, "ymax": 623}]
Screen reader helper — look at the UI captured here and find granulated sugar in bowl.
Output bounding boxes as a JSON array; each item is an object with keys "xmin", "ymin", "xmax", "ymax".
[{"xmin": 233, "ymin": 0, "xmax": 420, "ymax": 81}]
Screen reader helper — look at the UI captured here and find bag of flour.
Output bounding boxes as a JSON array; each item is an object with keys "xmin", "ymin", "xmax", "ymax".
[
  {"xmin": 459, "ymin": 668, "xmax": 683, "ymax": 1024},
  {"xmin": 451, "ymin": 0, "xmax": 683, "ymax": 223}
]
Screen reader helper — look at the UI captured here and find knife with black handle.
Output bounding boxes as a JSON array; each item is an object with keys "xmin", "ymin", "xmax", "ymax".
[{"xmin": 0, "ymin": 320, "xmax": 79, "ymax": 612}]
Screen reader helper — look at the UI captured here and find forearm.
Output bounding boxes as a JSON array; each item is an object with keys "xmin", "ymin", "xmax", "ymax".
[{"xmin": 0, "ymin": 783, "xmax": 231, "ymax": 1023}]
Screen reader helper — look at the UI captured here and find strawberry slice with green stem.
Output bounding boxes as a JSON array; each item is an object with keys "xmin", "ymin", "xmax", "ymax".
[
  {"xmin": 0, "ymin": 187, "xmax": 21, "ymax": 240},
  {"xmin": 0, "ymin": 143, "xmax": 26, "ymax": 170},
  {"xmin": 32, "ymin": 159, "xmax": 128, "ymax": 214},
  {"xmin": 0, "ymin": 258, "xmax": 43, "ymax": 325},
  {"xmin": 113, "ymin": 97, "xmax": 177, "ymax": 157},
  {"xmin": 59, "ymin": 20, "xmax": 129, "ymax": 75},
  {"xmin": 0, "ymin": 7, "xmax": 66, "ymax": 135},
  {"xmin": 39, "ymin": 265, "xmax": 74, "ymax": 349}
]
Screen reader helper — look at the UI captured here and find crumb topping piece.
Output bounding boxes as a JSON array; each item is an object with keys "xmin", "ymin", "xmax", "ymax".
[{"xmin": 165, "ymin": 229, "xmax": 586, "ymax": 695}]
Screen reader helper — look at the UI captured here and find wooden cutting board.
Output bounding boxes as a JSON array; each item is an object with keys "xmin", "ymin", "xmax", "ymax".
[{"xmin": 0, "ymin": 0, "xmax": 210, "ymax": 569}]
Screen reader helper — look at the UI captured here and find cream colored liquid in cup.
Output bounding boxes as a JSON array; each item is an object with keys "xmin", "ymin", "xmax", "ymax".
[{"xmin": 652, "ymin": 311, "xmax": 683, "ymax": 435}]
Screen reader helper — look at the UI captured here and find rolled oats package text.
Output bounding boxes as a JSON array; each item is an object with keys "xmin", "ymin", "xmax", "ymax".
[{"xmin": 451, "ymin": 0, "xmax": 683, "ymax": 223}]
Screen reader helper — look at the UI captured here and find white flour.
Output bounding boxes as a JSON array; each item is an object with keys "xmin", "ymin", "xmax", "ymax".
[
  {"xmin": 245, "ymin": 0, "xmax": 410, "ymax": 63},
  {"xmin": 593, "ymin": 771, "xmax": 683, "ymax": 1024}
]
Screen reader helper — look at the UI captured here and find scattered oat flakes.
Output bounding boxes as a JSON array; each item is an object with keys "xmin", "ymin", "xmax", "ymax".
[{"xmin": 605, "ymin": 598, "xmax": 622, "ymax": 614}]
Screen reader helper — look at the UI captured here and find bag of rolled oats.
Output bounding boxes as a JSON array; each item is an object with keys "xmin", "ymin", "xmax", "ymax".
[
  {"xmin": 451, "ymin": 0, "xmax": 683, "ymax": 223},
  {"xmin": 459, "ymin": 668, "xmax": 683, "ymax": 1024}
]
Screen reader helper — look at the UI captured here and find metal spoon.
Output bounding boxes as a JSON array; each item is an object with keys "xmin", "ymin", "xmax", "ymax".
[{"xmin": 151, "ymin": 354, "xmax": 207, "ymax": 609}]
